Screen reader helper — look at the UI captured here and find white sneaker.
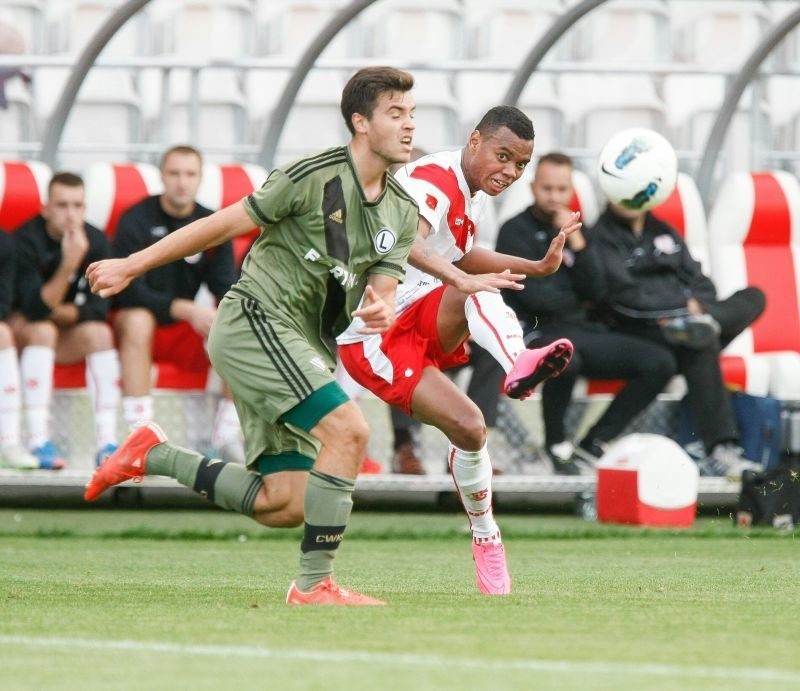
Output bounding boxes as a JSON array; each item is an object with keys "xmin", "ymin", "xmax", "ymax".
[
  {"xmin": 0, "ymin": 445, "xmax": 39, "ymax": 469},
  {"xmin": 706, "ymin": 443, "xmax": 761, "ymax": 480}
]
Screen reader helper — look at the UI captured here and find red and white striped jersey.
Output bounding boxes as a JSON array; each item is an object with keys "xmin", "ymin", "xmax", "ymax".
[{"xmin": 392, "ymin": 148, "xmax": 489, "ymax": 314}]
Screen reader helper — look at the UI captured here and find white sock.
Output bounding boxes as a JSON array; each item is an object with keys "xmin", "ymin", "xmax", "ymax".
[
  {"xmin": 86, "ymin": 349, "xmax": 121, "ymax": 448},
  {"xmin": 211, "ymin": 398, "xmax": 242, "ymax": 448},
  {"xmin": 0, "ymin": 347, "xmax": 22, "ymax": 448},
  {"xmin": 464, "ymin": 291, "xmax": 525, "ymax": 374},
  {"xmin": 20, "ymin": 345, "xmax": 54, "ymax": 449},
  {"xmin": 123, "ymin": 395, "xmax": 153, "ymax": 429},
  {"xmin": 448, "ymin": 442, "xmax": 501, "ymax": 542}
]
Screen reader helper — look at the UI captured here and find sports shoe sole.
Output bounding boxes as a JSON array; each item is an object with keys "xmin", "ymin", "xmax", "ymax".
[{"xmin": 505, "ymin": 338, "xmax": 574, "ymax": 400}]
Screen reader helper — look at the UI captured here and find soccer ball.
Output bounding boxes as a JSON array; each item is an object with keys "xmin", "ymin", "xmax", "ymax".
[{"xmin": 596, "ymin": 128, "xmax": 678, "ymax": 212}]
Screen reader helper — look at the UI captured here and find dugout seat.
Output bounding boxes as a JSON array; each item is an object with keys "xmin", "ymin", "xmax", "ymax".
[
  {"xmin": 0, "ymin": 159, "xmax": 50, "ymax": 232},
  {"xmin": 707, "ymin": 170, "xmax": 800, "ymax": 400}
]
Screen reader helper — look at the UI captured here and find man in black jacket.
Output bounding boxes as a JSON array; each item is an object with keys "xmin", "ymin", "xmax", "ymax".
[
  {"xmin": 590, "ymin": 195, "xmax": 766, "ymax": 478},
  {"xmin": 493, "ymin": 153, "xmax": 677, "ymax": 474},
  {"xmin": 112, "ymin": 145, "xmax": 243, "ymax": 461},
  {"xmin": 10, "ymin": 172, "xmax": 120, "ymax": 468}
]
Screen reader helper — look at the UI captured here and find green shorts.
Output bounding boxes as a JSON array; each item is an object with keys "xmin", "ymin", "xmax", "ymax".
[{"xmin": 207, "ymin": 292, "xmax": 349, "ymax": 474}]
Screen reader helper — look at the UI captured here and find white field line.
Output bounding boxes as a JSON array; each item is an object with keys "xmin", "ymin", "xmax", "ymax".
[{"xmin": 1, "ymin": 635, "xmax": 799, "ymax": 684}]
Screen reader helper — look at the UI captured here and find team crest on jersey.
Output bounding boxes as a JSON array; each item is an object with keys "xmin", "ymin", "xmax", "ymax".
[
  {"xmin": 374, "ymin": 228, "xmax": 396, "ymax": 254},
  {"xmin": 425, "ymin": 194, "xmax": 438, "ymax": 211}
]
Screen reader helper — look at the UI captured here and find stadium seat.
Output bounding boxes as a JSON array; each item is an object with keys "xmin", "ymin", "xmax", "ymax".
[
  {"xmin": 570, "ymin": 0, "xmax": 672, "ymax": 64},
  {"xmin": 0, "ymin": 79, "xmax": 36, "ymax": 160},
  {"xmin": 83, "ymin": 160, "xmax": 161, "ymax": 238},
  {"xmin": 155, "ymin": 0, "xmax": 255, "ymax": 59},
  {"xmin": 271, "ymin": 69, "xmax": 350, "ymax": 164},
  {"xmin": 663, "ymin": 74, "xmax": 771, "ymax": 177},
  {"xmin": 560, "ymin": 75, "xmax": 666, "ymax": 154},
  {"xmin": 361, "ymin": 0, "xmax": 465, "ymax": 61},
  {"xmin": 197, "ymin": 161, "xmax": 267, "ymax": 266},
  {"xmin": 408, "ymin": 72, "xmax": 462, "ymax": 154},
  {"xmin": 254, "ymin": 0, "xmax": 363, "ymax": 58},
  {"xmin": 43, "ymin": 0, "xmax": 147, "ymax": 56},
  {"xmin": 31, "ymin": 68, "xmax": 143, "ymax": 169},
  {"xmin": 651, "ymin": 172, "xmax": 770, "ymax": 396},
  {"xmin": 0, "ymin": 0, "xmax": 45, "ymax": 54},
  {"xmin": 157, "ymin": 69, "xmax": 248, "ymax": 161},
  {"xmin": 463, "ymin": 0, "xmax": 565, "ymax": 62},
  {"xmin": 0, "ymin": 159, "xmax": 51, "ymax": 232},
  {"xmin": 707, "ymin": 170, "xmax": 800, "ymax": 399},
  {"xmin": 670, "ymin": 0, "xmax": 772, "ymax": 68}
]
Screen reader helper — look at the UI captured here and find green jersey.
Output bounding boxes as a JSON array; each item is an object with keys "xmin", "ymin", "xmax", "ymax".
[{"xmin": 239, "ymin": 146, "xmax": 418, "ymax": 365}]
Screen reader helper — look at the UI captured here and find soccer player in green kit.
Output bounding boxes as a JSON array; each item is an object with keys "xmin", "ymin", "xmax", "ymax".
[{"xmin": 83, "ymin": 67, "xmax": 427, "ymax": 605}]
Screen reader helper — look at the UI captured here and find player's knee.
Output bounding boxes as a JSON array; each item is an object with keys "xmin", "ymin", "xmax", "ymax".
[
  {"xmin": 115, "ymin": 308, "xmax": 155, "ymax": 346},
  {"xmin": 451, "ymin": 409, "xmax": 487, "ymax": 450},
  {"xmin": 251, "ymin": 485, "xmax": 304, "ymax": 528}
]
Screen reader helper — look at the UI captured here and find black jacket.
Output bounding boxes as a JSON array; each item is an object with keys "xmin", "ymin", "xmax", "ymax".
[
  {"xmin": 13, "ymin": 215, "xmax": 111, "ymax": 323},
  {"xmin": 112, "ymin": 196, "xmax": 236, "ymax": 325},
  {"xmin": 0, "ymin": 231, "xmax": 14, "ymax": 320},
  {"xmin": 590, "ymin": 207, "xmax": 717, "ymax": 319},
  {"xmin": 495, "ymin": 206, "xmax": 604, "ymax": 327}
]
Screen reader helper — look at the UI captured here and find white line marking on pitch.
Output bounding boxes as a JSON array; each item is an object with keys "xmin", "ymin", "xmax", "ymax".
[{"xmin": 2, "ymin": 635, "xmax": 799, "ymax": 683}]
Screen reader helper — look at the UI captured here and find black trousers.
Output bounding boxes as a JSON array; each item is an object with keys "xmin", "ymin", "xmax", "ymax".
[
  {"xmin": 613, "ymin": 287, "xmax": 766, "ymax": 452},
  {"xmin": 465, "ymin": 323, "xmax": 677, "ymax": 448}
]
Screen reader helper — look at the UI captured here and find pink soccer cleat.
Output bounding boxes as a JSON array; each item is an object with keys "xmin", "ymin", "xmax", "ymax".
[
  {"xmin": 504, "ymin": 338, "xmax": 574, "ymax": 400},
  {"xmin": 83, "ymin": 422, "xmax": 167, "ymax": 501},
  {"xmin": 286, "ymin": 577, "xmax": 387, "ymax": 606},
  {"xmin": 472, "ymin": 540, "xmax": 512, "ymax": 595}
]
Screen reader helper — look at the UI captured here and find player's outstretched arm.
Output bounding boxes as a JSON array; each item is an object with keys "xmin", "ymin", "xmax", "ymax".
[
  {"xmin": 409, "ymin": 223, "xmax": 524, "ymax": 295},
  {"xmin": 86, "ymin": 201, "xmax": 255, "ymax": 298},
  {"xmin": 459, "ymin": 211, "xmax": 582, "ymax": 279}
]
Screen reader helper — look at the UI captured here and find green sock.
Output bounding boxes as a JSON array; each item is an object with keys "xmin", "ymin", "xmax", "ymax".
[
  {"xmin": 146, "ymin": 443, "xmax": 262, "ymax": 516},
  {"xmin": 296, "ymin": 469, "xmax": 355, "ymax": 591}
]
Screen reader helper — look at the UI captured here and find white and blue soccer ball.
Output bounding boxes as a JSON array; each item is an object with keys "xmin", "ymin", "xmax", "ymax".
[{"xmin": 596, "ymin": 127, "xmax": 678, "ymax": 212}]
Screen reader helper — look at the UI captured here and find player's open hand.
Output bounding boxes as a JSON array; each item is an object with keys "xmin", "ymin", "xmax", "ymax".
[
  {"xmin": 85, "ymin": 258, "xmax": 136, "ymax": 298},
  {"xmin": 531, "ymin": 212, "xmax": 582, "ymax": 276},
  {"xmin": 353, "ymin": 285, "xmax": 395, "ymax": 335},
  {"xmin": 453, "ymin": 269, "xmax": 525, "ymax": 294}
]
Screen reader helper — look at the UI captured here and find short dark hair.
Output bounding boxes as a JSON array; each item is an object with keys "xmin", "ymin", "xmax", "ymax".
[
  {"xmin": 474, "ymin": 106, "xmax": 535, "ymax": 142},
  {"xmin": 160, "ymin": 144, "xmax": 203, "ymax": 170},
  {"xmin": 340, "ymin": 66, "xmax": 415, "ymax": 136},
  {"xmin": 537, "ymin": 152, "xmax": 573, "ymax": 169},
  {"xmin": 48, "ymin": 171, "xmax": 83, "ymax": 194}
]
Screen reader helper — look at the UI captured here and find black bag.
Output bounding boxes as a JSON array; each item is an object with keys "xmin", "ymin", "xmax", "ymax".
[{"xmin": 735, "ymin": 461, "xmax": 800, "ymax": 528}]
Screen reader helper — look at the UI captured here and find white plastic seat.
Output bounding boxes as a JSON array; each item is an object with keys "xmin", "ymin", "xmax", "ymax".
[
  {"xmin": 154, "ymin": 0, "xmax": 255, "ymax": 58},
  {"xmin": 409, "ymin": 72, "xmax": 461, "ymax": 154},
  {"xmin": 158, "ymin": 69, "xmax": 248, "ymax": 160},
  {"xmin": 707, "ymin": 170, "xmax": 800, "ymax": 399},
  {"xmin": 361, "ymin": 0, "xmax": 465, "ymax": 61},
  {"xmin": 43, "ymin": 0, "xmax": 147, "ymax": 57},
  {"xmin": 82, "ymin": 160, "xmax": 162, "ymax": 237},
  {"xmin": 571, "ymin": 0, "xmax": 671, "ymax": 63},
  {"xmin": 561, "ymin": 74, "xmax": 666, "ymax": 153},
  {"xmin": 663, "ymin": 73, "xmax": 770, "ymax": 176},
  {"xmin": 670, "ymin": 0, "xmax": 772, "ymax": 68},
  {"xmin": 0, "ymin": 1, "xmax": 45, "ymax": 54},
  {"xmin": 254, "ymin": 0, "xmax": 363, "ymax": 58},
  {"xmin": 463, "ymin": 0, "xmax": 564, "ymax": 62}
]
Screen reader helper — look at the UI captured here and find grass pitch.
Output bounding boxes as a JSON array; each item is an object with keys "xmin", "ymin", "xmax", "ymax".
[{"xmin": 0, "ymin": 509, "xmax": 798, "ymax": 691}]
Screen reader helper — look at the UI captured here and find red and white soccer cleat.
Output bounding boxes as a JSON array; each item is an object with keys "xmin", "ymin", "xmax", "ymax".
[
  {"xmin": 504, "ymin": 338, "xmax": 574, "ymax": 401},
  {"xmin": 83, "ymin": 422, "xmax": 167, "ymax": 501},
  {"xmin": 286, "ymin": 577, "xmax": 387, "ymax": 606}
]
